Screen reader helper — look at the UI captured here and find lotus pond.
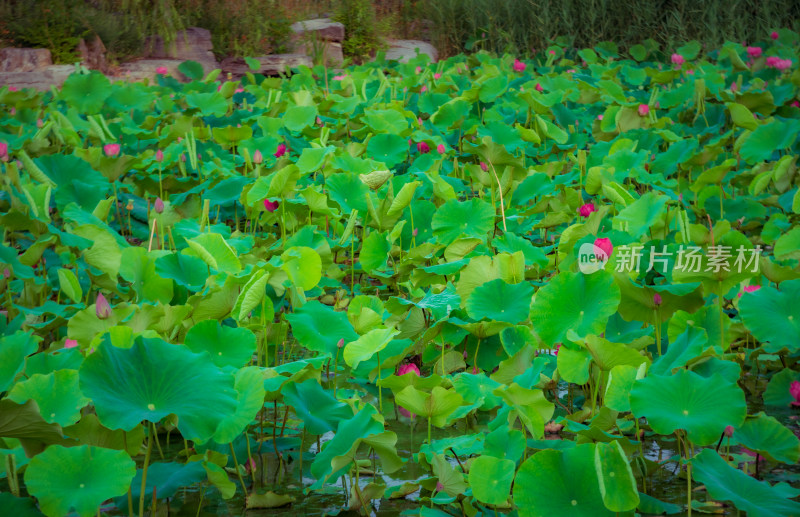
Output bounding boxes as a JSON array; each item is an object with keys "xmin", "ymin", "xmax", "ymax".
[{"xmin": 2, "ymin": 31, "xmax": 800, "ymax": 517}]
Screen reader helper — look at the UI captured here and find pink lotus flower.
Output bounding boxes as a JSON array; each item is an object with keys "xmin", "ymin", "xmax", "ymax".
[
  {"xmin": 154, "ymin": 197, "xmax": 164, "ymax": 214},
  {"xmin": 421, "ymin": 85, "xmax": 427, "ymax": 92},
  {"xmin": 398, "ymin": 363, "xmax": 420, "ymax": 376},
  {"xmin": 741, "ymin": 447, "xmax": 765, "ymax": 462},
  {"xmin": 671, "ymin": 53, "xmax": 685, "ymax": 66},
  {"xmin": 743, "ymin": 285, "xmax": 761, "ymax": 293},
  {"xmin": 274, "ymin": 143, "xmax": 287, "ymax": 158},
  {"xmin": 0, "ymin": 142, "xmax": 7, "ymax": 162},
  {"xmin": 554, "ymin": 344, "xmax": 561, "ymax": 356},
  {"xmin": 535, "ymin": 83, "xmax": 543, "ymax": 92},
  {"xmin": 724, "ymin": 425, "xmax": 734, "ymax": 438},
  {"xmin": 96, "ymin": 293, "xmax": 112, "ymax": 320},
  {"xmin": 578, "ymin": 202, "xmax": 596, "ymax": 218},
  {"xmin": 549, "ymin": 50, "xmax": 556, "ymax": 56},
  {"xmin": 263, "ymin": 199, "xmax": 279, "ymax": 212},
  {"xmin": 687, "ymin": 69, "xmax": 694, "ymax": 75},
  {"xmin": 437, "ymin": 144, "xmax": 446, "ymax": 154},
  {"xmin": 594, "ymin": 238, "xmax": 613, "ymax": 260},
  {"xmin": 747, "ymin": 46, "xmax": 763, "ymax": 58},
  {"xmin": 771, "ymin": 31, "xmax": 779, "ymax": 40},
  {"xmin": 767, "ymin": 57, "xmax": 792, "ymax": 70},
  {"xmin": 434, "ymin": 72, "xmax": 442, "ymax": 79},
  {"xmin": 417, "ymin": 142, "xmax": 430, "ymax": 154},
  {"xmin": 155, "ymin": 149, "xmax": 164, "ymax": 163},
  {"xmin": 332, "ymin": 74, "xmax": 346, "ymax": 81},
  {"xmin": 513, "ymin": 59, "xmax": 526, "ymax": 72},
  {"xmin": 790, "ymin": 380, "xmax": 800, "ymax": 407},
  {"xmin": 415, "ymin": 66, "xmax": 422, "ymax": 74},
  {"xmin": 653, "ymin": 293, "xmax": 663, "ymax": 306},
  {"xmin": 337, "ymin": 338, "xmax": 345, "ymax": 348},
  {"xmin": 8, "ymin": 86, "xmax": 18, "ymax": 92},
  {"xmin": 253, "ymin": 150, "xmax": 263, "ymax": 164},
  {"xmin": 731, "ymin": 82, "xmax": 738, "ymax": 92},
  {"xmin": 156, "ymin": 66, "xmax": 168, "ymax": 75},
  {"xmin": 412, "ymin": 228, "xmax": 418, "ymax": 237},
  {"xmin": 103, "ymin": 143, "xmax": 120, "ymax": 157},
  {"xmin": 245, "ymin": 458, "xmax": 257, "ymax": 474},
  {"xmin": 638, "ymin": 104, "xmax": 650, "ymax": 116},
  {"xmin": 64, "ymin": 339, "xmax": 78, "ymax": 349},
  {"xmin": 480, "ymin": 162, "xmax": 489, "ymax": 172},
  {"xmin": 597, "ymin": 114, "xmax": 603, "ymax": 121},
  {"xmin": 792, "ymin": 101, "xmax": 800, "ymax": 108}
]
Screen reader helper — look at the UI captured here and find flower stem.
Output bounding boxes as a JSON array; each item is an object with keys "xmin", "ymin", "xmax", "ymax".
[{"xmin": 139, "ymin": 421, "xmax": 154, "ymax": 517}]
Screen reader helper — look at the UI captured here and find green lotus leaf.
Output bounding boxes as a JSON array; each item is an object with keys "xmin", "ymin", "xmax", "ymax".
[
  {"xmin": 739, "ymin": 280, "xmax": 800, "ymax": 353},
  {"xmin": 0, "ymin": 493, "xmax": 44, "ymax": 517},
  {"xmin": 692, "ymin": 448, "xmax": 800, "ymax": 517},
  {"xmin": 613, "ymin": 192, "xmax": 668, "ymax": 238},
  {"xmin": 360, "ymin": 230, "xmax": 391, "ymax": 272},
  {"xmin": 154, "ymin": 252, "xmax": 209, "ymax": 291},
  {"xmin": 281, "ymin": 246, "xmax": 322, "ymax": 291},
  {"xmin": 178, "ymin": 60, "xmax": 205, "ymax": 80},
  {"xmin": 732, "ymin": 412, "xmax": 800, "ymax": 464},
  {"xmin": 630, "ymin": 369, "xmax": 746, "ymax": 445},
  {"xmin": 431, "ymin": 198, "xmax": 495, "ymax": 246},
  {"xmin": 343, "ymin": 327, "xmax": 399, "ymax": 368},
  {"xmin": 285, "ymin": 300, "xmax": 359, "ymax": 358},
  {"xmin": 117, "ymin": 461, "xmax": 206, "ymax": 514},
  {"xmin": 59, "ymin": 72, "xmax": 111, "ymax": 114},
  {"xmin": 282, "ymin": 379, "xmax": 353, "ymax": 435},
  {"xmin": 514, "ymin": 444, "xmax": 614, "ymax": 517},
  {"xmin": 8, "ymin": 370, "xmax": 89, "ymax": 427},
  {"xmin": 187, "ymin": 93, "xmax": 229, "ymax": 117},
  {"xmin": 212, "ymin": 366, "xmax": 266, "ymax": 443},
  {"xmin": 367, "ymin": 133, "xmax": 410, "ymax": 167},
  {"xmin": 763, "ymin": 368, "xmax": 800, "ymax": 406},
  {"xmin": 23, "ymin": 445, "xmax": 135, "ymax": 517},
  {"xmin": 283, "ymin": 105, "xmax": 317, "ymax": 132},
  {"xmin": 603, "ymin": 364, "xmax": 644, "ymax": 412},
  {"xmin": 739, "ymin": 120, "xmax": 800, "ymax": 164},
  {"xmin": 0, "ymin": 331, "xmax": 38, "ymax": 392},
  {"xmin": 186, "ymin": 232, "xmax": 242, "ymax": 275},
  {"xmin": 466, "ymin": 278, "xmax": 534, "ymax": 324},
  {"xmin": 594, "ymin": 441, "xmax": 639, "ymax": 512},
  {"xmin": 468, "ymin": 455, "xmax": 515, "ymax": 506},
  {"xmin": 395, "ymin": 386, "xmax": 464, "ymax": 427},
  {"xmin": 119, "ymin": 247, "xmax": 173, "ymax": 304},
  {"xmin": 79, "ymin": 338, "xmax": 238, "ymax": 442},
  {"xmin": 530, "ymin": 271, "xmax": 620, "ymax": 346},
  {"xmin": 184, "ymin": 319, "xmax": 256, "ymax": 369},
  {"xmin": 650, "ymin": 326, "xmax": 709, "ymax": 375}
]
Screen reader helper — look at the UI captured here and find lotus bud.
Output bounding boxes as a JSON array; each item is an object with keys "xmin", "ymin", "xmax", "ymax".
[
  {"xmin": 155, "ymin": 149, "xmax": 164, "ymax": 162},
  {"xmin": 103, "ymin": 143, "xmax": 120, "ymax": 157},
  {"xmin": 96, "ymin": 293, "xmax": 112, "ymax": 319},
  {"xmin": 724, "ymin": 425, "xmax": 734, "ymax": 438},
  {"xmin": 263, "ymin": 199, "xmax": 279, "ymax": 212},
  {"xmin": 154, "ymin": 197, "xmax": 164, "ymax": 214},
  {"xmin": 253, "ymin": 149, "xmax": 263, "ymax": 164},
  {"xmin": 337, "ymin": 338, "xmax": 345, "ymax": 349},
  {"xmin": 653, "ymin": 293, "xmax": 663, "ymax": 306},
  {"xmin": 64, "ymin": 339, "xmax": 78, "ymax": 349}
]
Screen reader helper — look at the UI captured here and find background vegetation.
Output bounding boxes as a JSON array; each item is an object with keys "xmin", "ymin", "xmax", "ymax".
[{"xmin": 0, "ymin": 0, "xmax": 798, "ymax": 63}]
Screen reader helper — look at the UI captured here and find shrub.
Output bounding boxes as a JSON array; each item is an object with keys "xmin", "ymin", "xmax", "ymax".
[
  {"xmin": 332, "ymin": 0, "xmax": 387, "ymax": 62},
  {"xmin": 0, "ymin": 0, "xmax": 87, "ymax": 63}
]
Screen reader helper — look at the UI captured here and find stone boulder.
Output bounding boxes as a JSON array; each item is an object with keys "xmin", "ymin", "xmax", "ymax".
[
  {"xmin": 384, "ymin": 40, "xmax": 438, "ymax": 63},
  {"xmin": 0, "ymin": 48, "xmax": 53, "ymax": 72},
  {"xmin": 77, "ymin": 35, "xmax": 108, "ymax": 74},
  {"xmin": 220, "ymin": 54, "xmax": 312, "ymax": 78},
  {"xmin": 0, "ymin": 65, "xmax": 73, "ymax": 91},
  {"xmin": 290, "ymin": 18, "xmax": 345, "ymax": 43},
  {"xmin": 144, "ymin": 27, "xmax": 218, "ymax": 73}
]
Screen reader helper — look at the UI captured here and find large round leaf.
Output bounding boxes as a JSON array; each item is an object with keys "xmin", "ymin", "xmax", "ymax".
[
  {"xmin": 343, "ymin": 327, "xmax": 399, "ymax": 368},
  {"xmin": 282, "ymin": 379, "xmax": 353, "ymax": 436},
  {"xmin": 280, "ymin": 246, "xmax": 322, "ymax": 291},
  {"xmin": 0, "ymin": 332, "xmax": 37, "ymax": 392},
  {"xmin": 184, "ymin": 320, "xmax": 256, "ymax": 369},
  {"xmin": 285, "ymin": 300, "xmax": 359, "ymax": 358},
  {"xmin": 79, "ymin": 338, "xmax": 238, "ymax": 442},
  {"xmin": 212, "ymin": 366, "xmax": 266, "ymax": 443},
  {"xmin": 739, "ymin": 280, "xmax": 800, "ymax": 353},
  {"xmin": 8, "ymin": 370, "xmax": 89, "ymax": 427},
  {"xmin": 530, "ymin": 271, "xmax": 621, "ymax": 346},
  {"xmin": 466, "ymin": 279, "xmax": 534, "ymax": 323},
  {"xmin": 154, "ymin": 252, "xmax": 209, "ymax": 291},
  {"xmin": 431, "ymin": 198, "xmax": 495, "ymax": 246},
  {"xmin": 24, "ymin": 445, "xmax": 135, "ymax": 517},
  {"xmin": 468, "ymin": 455, "xmax": 515, "ymax": 506},
  {"xmin": 732, "ymin": 412, "xmax": 800, "ymax": 464},
  {"xmin": 367, "ymin": 133, "xmax": 409, "ymax": 167},
  {"xmin": 630, "ymin": 369, "xmax": 746, "ymax": 445},
  {"xmin": 59, "ymin": 72, "xmax": 111, "ymax": 114},
  {"xmin": 692, "ymin": 448, "xmax": 800, "ymax": 517},
  {"xmin": 514, "ymin": 444, "xmax": 614, "ymax": 517}
]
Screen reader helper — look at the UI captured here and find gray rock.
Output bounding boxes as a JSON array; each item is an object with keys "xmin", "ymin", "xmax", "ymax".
[
  {"xmin": 0, "ymin": 65, "xmax": 73, "ymax": 91},
  {"xmin": 384, "ymin": 39, "xmax": 438, "ymax": 63},
  {"xmin": 0, "ymin": 48, "xmax": 53, "ymax": 72},
  {"xmin": 290, "ymin": 18, "xmax": 345, "ymax": 42},
  {"xmin": 220, "ymin": 54, "xmax": 312, "ymax": 78},
  {"xmin": 292, "ymin": 41, "xmax": 344, "ymax": 67},
  {"xmin": 77, "ymin": 35, "xmax": 108, "ymax": 74},
  {"xmin": 144, "ymin": 27, "xmax": 218, "ymax": 71}
]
